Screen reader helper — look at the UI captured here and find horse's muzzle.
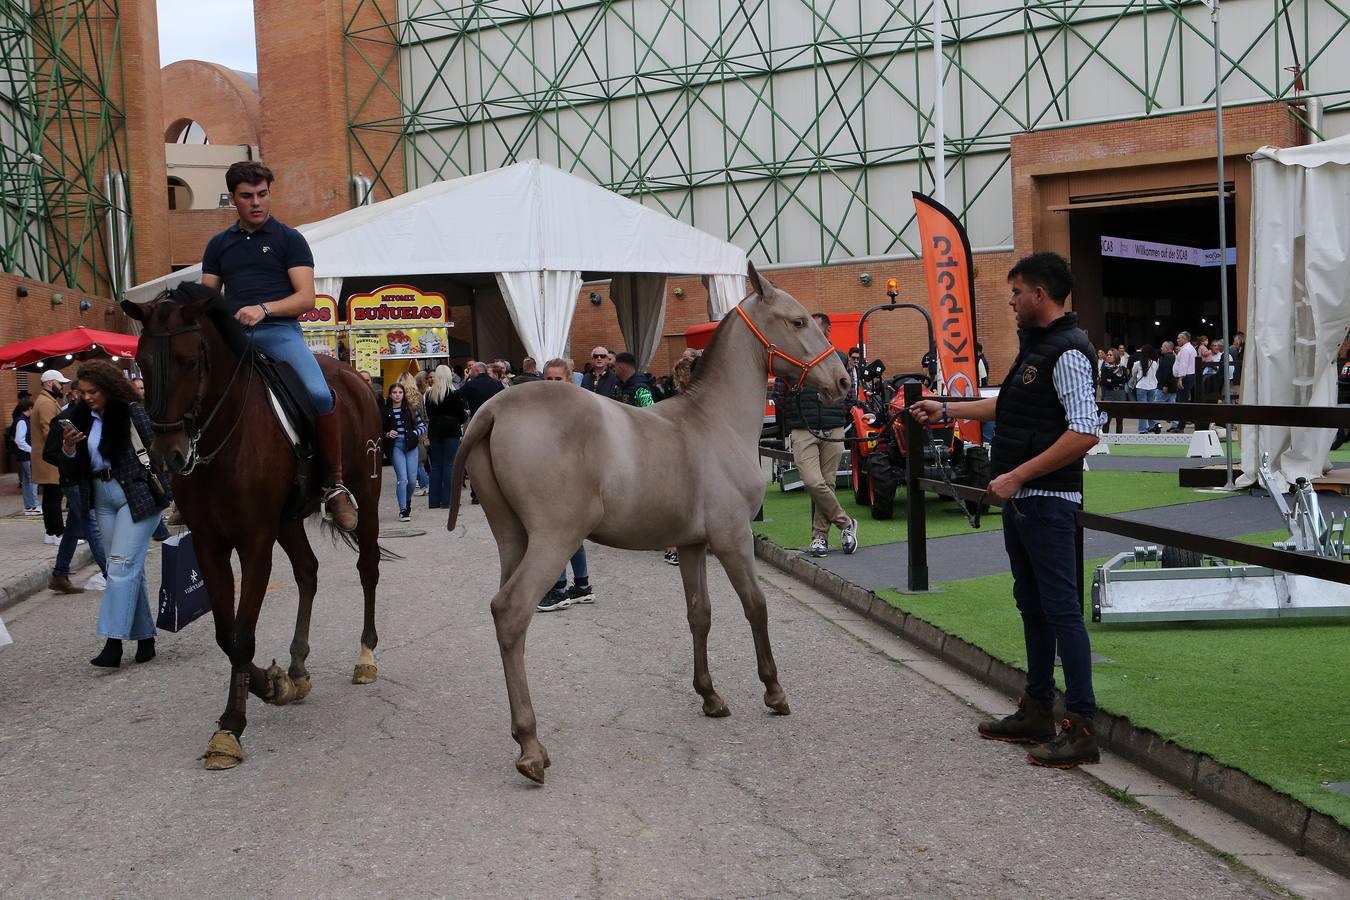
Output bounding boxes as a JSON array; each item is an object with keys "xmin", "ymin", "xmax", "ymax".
[{"xmin": 150, "ymin": 440, "xmax": 188, "ymax": 475}]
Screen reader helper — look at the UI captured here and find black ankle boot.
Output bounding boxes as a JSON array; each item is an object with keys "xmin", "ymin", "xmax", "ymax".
[
  {"xmin": 91, "ymin": 639, "xmax": 122, "ymax": 668},
  {"xmin": 135, "ymin": 638, "xmax": 156, "ymax": 664}
]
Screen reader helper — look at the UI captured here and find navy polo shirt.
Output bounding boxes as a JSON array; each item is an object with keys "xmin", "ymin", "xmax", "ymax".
[{"xmin": 201, "ymin": 217, "xmax": 314, "ymax": 317}]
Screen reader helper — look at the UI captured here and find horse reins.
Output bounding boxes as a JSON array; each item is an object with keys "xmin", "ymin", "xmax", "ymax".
[
  {"xmin": 146, "ymin": 322, "xmax": 254, "ymax": 474},
  {"xmin": 732, "ymin": 301, "xmax": 837, "ymax": 389}
]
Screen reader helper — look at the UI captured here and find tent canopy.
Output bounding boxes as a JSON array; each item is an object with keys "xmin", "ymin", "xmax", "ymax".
[
  {"xmin": 126, "ymin": 160, "xmax": 748, "ymax": 365},
  {"xmin": 1240, "ymin": 133, "xmax": 1350, "ymax": 491},
  {"xmin": 0, "ymin": 327, "xmax": 139, "ymax": 371}
]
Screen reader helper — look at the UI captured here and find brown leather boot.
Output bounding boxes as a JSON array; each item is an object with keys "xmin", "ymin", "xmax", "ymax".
[
  {"xmin": 48, "ymin": 574, "xmax": 84, "ymax": 594},
  {"xmin": 315, "ymin": 401, "xmax": 359, "ymax": 532}
]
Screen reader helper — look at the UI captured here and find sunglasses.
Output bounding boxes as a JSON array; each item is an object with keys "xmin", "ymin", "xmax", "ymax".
[
  {"xmin": 592, "ymin": 353, "xmax": 607, "ymax": 359},
  {"xmin": 545, "ymin": 375, "xmax": 566, "ymax": 381}
]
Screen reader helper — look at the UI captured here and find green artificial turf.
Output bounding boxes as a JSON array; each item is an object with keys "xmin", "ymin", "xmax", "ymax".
[
  {"xmin": 753, "ymin": 470, "xmax": 1227, "ymax": 551},
  {"xmin": 874, "ymin": 549, "xmax": 1350, "ymax": 828},
  {"xmin": 1098, "ymin": 441, "xmax": 1350, "ymax": 463}
]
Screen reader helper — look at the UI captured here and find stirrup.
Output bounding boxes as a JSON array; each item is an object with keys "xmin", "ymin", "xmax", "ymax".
[{"xmin": 321, "ymin": 483, "xmax": 359, "ymax": 518}]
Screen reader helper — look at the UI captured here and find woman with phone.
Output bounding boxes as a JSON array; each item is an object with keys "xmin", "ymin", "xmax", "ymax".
[{"xmin": 58, "ymin": 361, "xmax": 170, "ymax": 668}]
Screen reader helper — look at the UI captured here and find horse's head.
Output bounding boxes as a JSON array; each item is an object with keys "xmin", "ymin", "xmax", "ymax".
[
  {"xmin": 122, "ymin": 282, "xmax": 220, "ymax": 474},
  {"xmin": 741, "ymin": 264, "xmax": 851, "ymax": 403}
]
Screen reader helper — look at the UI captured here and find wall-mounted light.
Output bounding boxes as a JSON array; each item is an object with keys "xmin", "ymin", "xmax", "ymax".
[
  {"xmin": 51, "ymin": 292, "xmax": 64, "ymax": 307},
  {"xmin": 15, "ymin": 285, "xmax": 27, "ymax": 298},
  {"xmin": 110, "ymin": 356, "xmax": 120, "ymax": 362},
  {"xmin": 64, "ymin": 354, "xmax": 73, "ymax": 360},
  {"xmin": 672, "ymin": 287, "xmax": 684, "ymax": 299},
  {"xmin": 35, "ymin": 360, "xmax": 44, "ymax": 368},
  {"xmin": 79, "ymin": 299, "xmax": 92, "ymax": 313},
  {"xmin": 589, "ymin": 292, "xmax": 602, "ymax": 306},
  {"xmin": 1154, "ymin": 320, "xmax": 1161, "ymax": 326},
  {"xmin": 104, "ymin": 305, "xmax": 116, "ymax": 317},
  {"xmin": 859, "ymin": 272, "xmax": 872, "ymax": 286}
]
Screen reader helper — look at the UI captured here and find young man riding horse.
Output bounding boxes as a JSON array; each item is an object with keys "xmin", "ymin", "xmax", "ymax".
[{"xmin": 199, "ymin": 161, "xmax": 359, "ymax": 531}]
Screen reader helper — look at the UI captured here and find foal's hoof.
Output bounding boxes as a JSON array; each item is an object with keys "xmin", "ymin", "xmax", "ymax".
[
  {"xmin": 203, "ymin": 730, "xmax": 244, "ymax": 770},
  {"xmin": 765, "ymin": 690, "xmax": 791, "ymax": 716},
  {"xmin": 702, "ymin": 694, "xmax": 732, "ymax": 718},
  {"xmin": 352, "ymin": 663, "xmax": 378, "ymax": 685},
  {"xmin": 291, "ymin": 675, "xmax": 313, "ymax": 702},
  {"xmin": 265, "ymin": 661, "xmax": 297, "ymax": 706},
  {"xmin": 515, "ymin": 750, "xmax": 551, "ymax": 785}
]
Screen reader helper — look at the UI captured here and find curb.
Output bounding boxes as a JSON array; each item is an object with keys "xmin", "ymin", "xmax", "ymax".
[
  {"xmin": 0, "ymin": 545, "xmax": 93, "ymax": 614},
  {"xmin": 753, "ymin": 533, "xmax": 1350, "ymax": 878}
]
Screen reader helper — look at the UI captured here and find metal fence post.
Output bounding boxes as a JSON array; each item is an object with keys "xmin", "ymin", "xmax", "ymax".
[{"xmin": 903, "ymin": 381, "xmax": 929, "ymax": 591}]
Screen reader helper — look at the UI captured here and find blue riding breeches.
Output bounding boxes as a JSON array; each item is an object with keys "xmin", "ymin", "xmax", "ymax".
[{"xmin": 248, "ymin": 319, "xmax": 335, "ymax": 415}]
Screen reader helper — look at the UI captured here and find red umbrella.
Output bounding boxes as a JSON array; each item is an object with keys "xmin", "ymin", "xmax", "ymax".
[{"xmin": 0, "ymin": 327, "xmax": 139, "ymax": 370}]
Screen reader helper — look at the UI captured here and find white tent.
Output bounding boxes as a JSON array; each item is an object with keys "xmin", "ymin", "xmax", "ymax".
[
  {"xmin": 1240, "ymin": 135, "xmax": 1350, "ymax": 492},
  {"xmin": 127, "ymin": 160, "xmax": 748, "ymax": 367}
]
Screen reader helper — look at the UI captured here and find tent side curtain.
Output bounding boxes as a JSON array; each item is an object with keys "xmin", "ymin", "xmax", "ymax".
[
  {"xmin": 702, "ymin": 274, "xmax": 748, "ymax": 320},
  {"xmin": 609, "ymin": 273, "xmax": 668, "ymax": 372},
  {"xmin": 494, "ymin": 270, "xmax": 582, "ymax": 364},
  {"xmin": 315, "ymin": 277, "xmax": 343, "ymax": 304},
  {"xmin": 1238, "ymin": 155, "xmax": 1350, "ymax": 493}
]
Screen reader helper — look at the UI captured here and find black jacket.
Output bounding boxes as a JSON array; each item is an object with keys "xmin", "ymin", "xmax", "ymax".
[
  {"xmin": 423, "ymin": 391, "xmax": 468, "ymax": 440},
  {"xmin": 776, "ymin": 350, "xmax": 850, "ymax": 431},
  {"xmin": 510, "ymin": 372, "xmax": 541, "ymax": 386},
  {"xmin": 990, "ymin": 313, "xmax": 1096, "ymax": 494},
  {"xmin": 580, "ymin": 369, "xmax": 618, "ymax": 397},
  {"xmin": 382, "ymin": 402, "xmax": 425, "ymax": 456},
  {"xmin": 1155, "ymin": 351, "xmax": 1176, "ymax": 393},
  {"xmin": 54, "ymin": 401, "xmax": 169, "ymax": 522},
  {"xmin": 457, "ymin": 373, "xmax": 505, "ymax": 416},
  {"xmin": 612, "ymin": 371, "xmax": 656, "ymax": 407}
]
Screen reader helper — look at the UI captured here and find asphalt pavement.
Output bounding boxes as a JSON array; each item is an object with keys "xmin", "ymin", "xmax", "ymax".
[{"xmin": 0, "ymin": 488, "xmax": 1286, "ymax": 898}]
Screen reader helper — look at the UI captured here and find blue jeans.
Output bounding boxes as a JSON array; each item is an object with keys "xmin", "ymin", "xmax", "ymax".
[
  {"xmin": 390, "ymin": 438, "xmax": 419, "ymax": 510},
  {"xmin": 19, "ymin": 459, "xmax": 37, "ymax": 508},
  {"xmin": 92, "ymin": 478, "xmax": 160, "ymax": 641},
  {"xmin": 417, "ymin": 461, "xmax": 429, "ymax": 491},
  {"xmin": 555, "ymin": 545, "xmax": 589, "ymax": 590},
  {"xmin": 248, "ymin": 320, "xmax": 335, "ymax": 415},
  {"xmin": 54, "ymin": 484, "xmax": 108, "ymax": 578},
  {"xmin": 428, "ymin": 435, "xmax": 460, "ymax": 508},
  {"xmin": 1134, "ymin": 387, "xmax": 1161, "ymax": 432},
  {"xmin": 1002, "ymin": 496, "xmax": 1096, "ymax": 718}
]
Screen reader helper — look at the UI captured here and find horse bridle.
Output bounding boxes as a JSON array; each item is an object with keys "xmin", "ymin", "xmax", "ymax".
[
  {"xmin": 145, "ymin": 322, "xmax": 253, "ymax": 474},
  {"xmin": 732, "ymin": 300, "xmax": 837, "ymax": 389}
]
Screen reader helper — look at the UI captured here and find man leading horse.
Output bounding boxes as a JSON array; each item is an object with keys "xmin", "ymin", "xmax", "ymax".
[{"xmin": 199, "ymin": 160, "xmax": 359, "ymax": 531}]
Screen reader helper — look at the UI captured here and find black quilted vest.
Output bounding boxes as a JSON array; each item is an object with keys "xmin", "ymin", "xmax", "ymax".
[{"xmin": 990, "ymin": 312, "xmax": 1097, "ymax": 493}]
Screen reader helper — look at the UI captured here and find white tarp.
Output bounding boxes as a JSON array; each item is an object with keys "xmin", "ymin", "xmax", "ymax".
[
  {"xmin": 1240, "ymin": 135, "xmax": 1350, "ymax": 493},
  {"xmin": 126, "ymin": 160, "xmax": 747, "ymax": 364},
  {"xmin": 610, "ymin": 273, "xmax": 668, "ymax": 371},
  {"xmin": 495, "ymin": 270, "xmax": 583, "ymax": 363}
]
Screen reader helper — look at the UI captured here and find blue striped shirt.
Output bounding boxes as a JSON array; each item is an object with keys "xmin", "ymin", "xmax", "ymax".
[{"xmin": 1012, "ymin": 348, "xmax": 1104, "ymax": 505}]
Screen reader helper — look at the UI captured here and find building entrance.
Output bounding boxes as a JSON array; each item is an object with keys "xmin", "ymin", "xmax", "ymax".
[{"xmin": 1069, "ymin": 197, "xmax": 1237, "ymax": 355}]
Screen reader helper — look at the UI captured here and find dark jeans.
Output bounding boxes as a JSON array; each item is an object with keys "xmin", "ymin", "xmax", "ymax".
[
  {"xmin": 427, "ymin": 435, "xmax": 461, "ymax": 508},
  {"xmin": 554, "ymin": 544, "xmax": 589, "ymax": 590},
  {"xmin": 41, "ymin": 483, "xmax": 64, "ymax": 536},
  {"xmin": 1002, "ymin": 496, "xmax": 1096, "ymax": 718},
  {"xmin": 1173, "ymin": 374, "xmax": 1196, "ymax": 429},
  {"xmin": 54, "ymin": 484, "xmax": 108, "ymax": 578}
]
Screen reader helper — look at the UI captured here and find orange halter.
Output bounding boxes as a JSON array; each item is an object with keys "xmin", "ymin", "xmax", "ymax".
[{"xmin": 733, "ymin": 301, "xmax": 838, "ymax": 390}]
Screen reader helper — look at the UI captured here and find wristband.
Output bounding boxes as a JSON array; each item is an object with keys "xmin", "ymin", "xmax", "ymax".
[
  {"xmin": 259, "ymin": 303, "xmax": 270, "ymax": 318},
  {"xmin": 941, "ymin": 401, "xmax": 949, "ymax": 422}
]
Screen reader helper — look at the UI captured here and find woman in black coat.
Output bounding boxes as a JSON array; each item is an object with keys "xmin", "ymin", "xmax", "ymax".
[
  {"xmin": 422, "ymin": 365, "xmax": 468, "ymax": 509},
  {"xmin": 58, "ymin": 360, "xmax": 170, "ymax": 668}
]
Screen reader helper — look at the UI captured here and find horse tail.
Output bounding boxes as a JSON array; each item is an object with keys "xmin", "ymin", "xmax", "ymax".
[
  {"xmin": 447, "ymin": 406, "xmax": 493, "ymax": 532},
  {"xmin": 319, "ymin": 517, "xmax": 404, "ymax": 561}
]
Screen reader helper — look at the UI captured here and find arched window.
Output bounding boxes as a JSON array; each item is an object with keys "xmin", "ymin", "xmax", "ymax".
[
  {"xmin": 167, "ymin": 176, "xmax": 194, "ymax": 210},
  {"xmin": 164, "ymin": 118, "xmax": 209, "ymax": 144}
]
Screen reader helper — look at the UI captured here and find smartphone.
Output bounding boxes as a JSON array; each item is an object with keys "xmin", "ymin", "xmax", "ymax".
[{"xmin": 60, "ymin": 420, "xmax": 78, "ymax": 434}]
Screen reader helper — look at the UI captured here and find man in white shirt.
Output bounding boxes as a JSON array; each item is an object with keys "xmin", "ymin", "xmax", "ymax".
[{"xmin": 1170, "ymin": 331, "xmax": 1197, "ymax": 433}]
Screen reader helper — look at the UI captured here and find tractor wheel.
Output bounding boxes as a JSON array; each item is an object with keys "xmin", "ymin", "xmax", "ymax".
[
  {"xmin": 869, "ymin": 452, "xmax": 898, "ymax": 520},
  {"xmin": 853, "ymin": 459, "xmax": 871, "ymax": 507},
  {"xmin": 1161, "ymin": 545, "xmax": 1204, "ymax": 568}
]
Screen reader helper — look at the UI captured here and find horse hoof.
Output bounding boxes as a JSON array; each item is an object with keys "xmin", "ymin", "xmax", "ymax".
[
  {"xmin": 265, "ymin": 661, "xmax": 297, "ymax": 706},
  {"xmin": 515, "ymin": 756, "xmax": 549, "ymax": 784},
  {"xmin": 702, "ymin": 695, "xmax": 732, "ymax": 718},
  {"xmin": 352, "ymin": 663, "xmax": 378, "ymax": 685},
  {"xmin": 203, "ymin": 730, "xmax": 244, "ymax": 770},
  {"xmin": 291, "ymin": 675, "xmax": 312, "ymax": 702},
  {"xmin": 765, "ymin": 694, "xmax": 791, "ymax": 716}
]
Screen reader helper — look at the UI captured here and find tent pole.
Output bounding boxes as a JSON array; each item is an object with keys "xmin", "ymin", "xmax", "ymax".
[
  {"xmin": 1210, "ymin": 0, "xmax": 1235, "ymax": 488},
  {"xmin": 933, "ymin": 0, "xmax": 945, "ymax": 204}
]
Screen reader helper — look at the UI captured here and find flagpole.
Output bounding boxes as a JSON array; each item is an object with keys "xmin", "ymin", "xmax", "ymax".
[
  {"xmin": 933, "ymin": 0, "xmax": 945, "ymax": 204},
  {"xmin": 1209, "ymin": 0, "xmax": 1235, "ymax": 488}
]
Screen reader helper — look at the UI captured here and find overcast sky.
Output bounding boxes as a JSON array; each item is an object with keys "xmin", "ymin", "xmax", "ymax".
[{"xmin": 158, "ymin": 0, "xmax": 257, "ymax": 73}]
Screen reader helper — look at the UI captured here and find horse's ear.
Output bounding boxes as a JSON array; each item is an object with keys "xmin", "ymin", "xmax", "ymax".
[
  {"xmin": 121, "ymin": 300, "xmax": 145, "ymax": 322},
  {"xmin": 747, "ymin": 262, "xmax": 772, "ymax": 302}
]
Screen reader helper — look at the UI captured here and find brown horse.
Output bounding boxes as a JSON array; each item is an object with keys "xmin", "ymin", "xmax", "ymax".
[
  {"xmin": 124, "ymin": 284, "xmax": 386, "ymax": 770},
  {"xmin": 447, "ymin": 265, "xmax": 850, "ymax": 783}
]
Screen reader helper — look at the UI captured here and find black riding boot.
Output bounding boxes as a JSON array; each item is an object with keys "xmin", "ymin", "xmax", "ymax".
[{"xmin": 316, "ymin": 397, "xmax": 358, "ymax": 532}]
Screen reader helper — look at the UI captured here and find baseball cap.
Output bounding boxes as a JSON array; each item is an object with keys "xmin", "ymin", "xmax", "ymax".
[{"xmin": 40, "ymin": 370, "xmax": 70, "ymax": 384}]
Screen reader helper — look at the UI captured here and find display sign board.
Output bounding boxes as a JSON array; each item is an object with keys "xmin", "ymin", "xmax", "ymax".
[
  {"xmin": 1101, "ymin": 235, "xmax": 1236, "ymax": 268},
  {"xmin": 298, "ymin": 294, "xmax": 340, "ymax": 326},
  {"xmin": 347, "ymin": 284, "xmax": 448, "ymax": 326}
]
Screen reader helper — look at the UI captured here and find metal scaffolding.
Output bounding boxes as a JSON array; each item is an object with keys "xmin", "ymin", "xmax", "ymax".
[
  {"xmin": 348, "ymin": 1, "xmax": 1350, "ymax": 264},
  {"xmin": 0, "ymin": 0, "xmax": 130, "ymax": 296}
]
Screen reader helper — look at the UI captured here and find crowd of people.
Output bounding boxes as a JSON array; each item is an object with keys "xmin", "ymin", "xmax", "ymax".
[{"xmin": 1094, "ymin": 330, "xmax": 1244, "ymax": 433}]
